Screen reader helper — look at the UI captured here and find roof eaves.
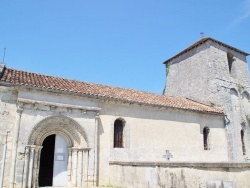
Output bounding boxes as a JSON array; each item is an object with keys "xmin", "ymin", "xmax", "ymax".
[
  {"xmin": 210, "ymin": 38, "xmax": 249, "ymax": 56},
  {"xmin": 0, "ymin": 80, "xmax": 224, "ymax": 116}
]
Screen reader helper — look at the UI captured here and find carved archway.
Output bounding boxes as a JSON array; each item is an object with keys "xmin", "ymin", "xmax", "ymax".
[
  {"xmin": 28, "ymin": 115, "xmax": 88, "ymax": 147},
  {"xmin": 23, "ymin": 115, "xmax": 89, "ymax": 187}
]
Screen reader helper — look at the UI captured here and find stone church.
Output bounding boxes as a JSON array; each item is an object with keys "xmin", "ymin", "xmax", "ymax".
[{"xmin": 0, "ymin": 37, "xmax": 250, "ymax": 188}]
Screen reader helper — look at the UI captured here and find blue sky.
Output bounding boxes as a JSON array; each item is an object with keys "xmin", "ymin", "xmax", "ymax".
[{"xmin": 0, "ymin": 1, "xmax": 249, "ymax": 94}]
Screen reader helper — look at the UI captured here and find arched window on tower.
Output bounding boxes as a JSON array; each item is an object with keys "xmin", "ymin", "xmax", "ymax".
[
  {"xmin": 227, "ymin": 52, "xmax": 234, "ymax": 74},
  {"xmin": 203, "ymin": 127, "xmax": 210, "ymax": 150},
  {"xmin": 241, "ymin": 129, "xmax": 246, "ymax": 155},
  {"xmin": 114, "ymin": 119, "xmax": 125, "ymax": 148},
  {"xmin": 242, "ymin": 91, "xmax": 250, "ymax": 115},
  {"xmin": 230, "ymin": 88, "xmax": 239, "ymax": 113}
]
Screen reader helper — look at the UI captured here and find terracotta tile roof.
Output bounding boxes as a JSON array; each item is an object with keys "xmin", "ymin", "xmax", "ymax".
[
  {"xmin": 0, "ymin": 67, "xmax": 224, "ymax": 115},
  {"xmin": 164, "ymin": 37, "xmax": 249, "ymax": 64}
]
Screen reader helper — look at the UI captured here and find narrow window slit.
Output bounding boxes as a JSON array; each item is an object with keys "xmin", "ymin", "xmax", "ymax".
[
  {"xmin": 227, "ymin": 52, "xmax": 234, "ymax": 74},
  {"xmin": 241, "ymin": 129, "xmax": 246, "ymax": 155},
  {"xmin": 203, "ymin": 127, "xmax": 210, "ymax": 150}
]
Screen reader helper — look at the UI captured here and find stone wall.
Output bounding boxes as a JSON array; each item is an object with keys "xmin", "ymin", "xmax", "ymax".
[
  {"xmin": 0, "ymin": 86, "xmax": 18, "ymax": 187},
  {"xmin": 108, "ymin": 162, "xmax": 250, "ymax": 188}
]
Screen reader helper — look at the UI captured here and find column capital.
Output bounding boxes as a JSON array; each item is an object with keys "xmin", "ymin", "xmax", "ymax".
[
  {"xmin": 35, "ymin": 146, "xmax": 43, "ymax": 151},
  {"xmin": 71, "ymin": 147, "xmax": 91, "ymax": 151},
  {"xmin": 95, "ymin": 113, "xmax": 100, "ymax": 119},
  {"xmin": 72, "ymin": 147, "xmax": 80, "ymax": 152},
  {"xmin": 17, "ymin": 107, "xmax": 23, "ymax": 114},
  {"xmin": 17, "ymin": 102, "xmax": 24, "ymax": 114},
  {"xmin": 83, "ymin": 147, "xmax": 91, "ymax": 152},
  {"xmin": 77, "ymin": 148, "xmax": 86, "ymax": 151},
  {"xmin": 27, "ymin": 145, "xmax": 42, "ymax": 150}
]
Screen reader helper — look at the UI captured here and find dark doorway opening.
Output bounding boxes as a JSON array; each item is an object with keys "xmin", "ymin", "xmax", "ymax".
[{"xmin": 39, "ymin": 134, "xmax": 56, "ymax": 186}]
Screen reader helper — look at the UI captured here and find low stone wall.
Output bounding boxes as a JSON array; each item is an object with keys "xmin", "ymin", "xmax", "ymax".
[{"xmin": 108, "ymin": 161, "xmax": 250, "ymax": 188}]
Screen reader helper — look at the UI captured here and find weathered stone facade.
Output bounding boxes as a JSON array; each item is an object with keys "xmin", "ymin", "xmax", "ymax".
[{"xmin": 0, "ymin": 37, "xmax": 249, "ymax": 188}]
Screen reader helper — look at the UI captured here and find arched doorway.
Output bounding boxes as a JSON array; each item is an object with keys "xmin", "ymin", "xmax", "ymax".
[
  {"xmin": 39, "ymin": 134, "xmax": 68, "ymax": 187},
  {"xmin": 23, "ymin": 115, "xmax": 89, "ymax": 187}
]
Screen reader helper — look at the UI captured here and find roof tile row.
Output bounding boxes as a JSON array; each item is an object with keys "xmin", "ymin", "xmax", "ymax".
[{"xmin": 0, "ymin": 68, "xmax": 224, "ymax": 115}]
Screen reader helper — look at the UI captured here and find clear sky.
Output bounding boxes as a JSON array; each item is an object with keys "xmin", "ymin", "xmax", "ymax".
[{"xmin": 0, "ymin": 1, "xmax": 249, "ymax": 94}]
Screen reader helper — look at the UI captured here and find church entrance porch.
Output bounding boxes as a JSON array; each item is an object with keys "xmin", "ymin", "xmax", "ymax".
[
  {"xmin": 20, "ymin": 115, "xmax": 91, "ymax": 188},
  {"xmin": 39, "ymin": 134, "xmax": 68, "ymax": 187}
]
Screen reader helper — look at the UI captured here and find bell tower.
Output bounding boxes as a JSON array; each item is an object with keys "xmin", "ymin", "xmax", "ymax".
[{"xmin": 163, "ymin": 37, "xmax": 250, "ymax": 161}]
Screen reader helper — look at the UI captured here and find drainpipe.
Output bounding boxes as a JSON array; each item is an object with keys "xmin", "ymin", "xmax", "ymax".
[
  {"xmin": 0, "ymin": 130, "xmax": 10, "ymax": 188},
  {"xmin": 9, "ymin": 104, "xmax": 23, "ymax": 188},
  {"xmin": 93, "ymin": 113, "xmax": 99, "ymax": 186}
]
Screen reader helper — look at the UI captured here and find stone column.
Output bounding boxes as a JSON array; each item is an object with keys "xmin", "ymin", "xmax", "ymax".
[
  {"xmin": 33, "ymin": 146, "xmax": 42, "ymax": 188},
  {"xmin": 9, "ymin": 104, "xmax": 23, "ymax": 188},
  {"xmin": 94, "ymin": 114, "xmax": 99, "ymax": 186},
  {"xmin": 32, "ymin": 147, "xmax": 38, "ymax": 188},
  {"xmin": 27, "ymin": 146, "xmax": 35, "ymax": 188},
  {"xmin": 22, "ymin": 146, "xmax": 30, "ymax": 188},
  {"xmin": 77, "ymin": 149, "xmax": 83, "ymax": 187},
  {"xmin": 72, "ymin": 148, "xmax": 78, "ymax": 187},
  {"xmin": 67, "ymin": 148, "xmax": 72, "ymax": 186},
  {"xmin": 83, "ymin": 148, "xmax": 90, "ymax": 187}
]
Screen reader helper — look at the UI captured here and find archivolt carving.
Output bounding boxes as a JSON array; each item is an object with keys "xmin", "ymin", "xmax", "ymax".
[{"xmin": 28, "ymin": 115, "xmax": 88, "ymax": 147}]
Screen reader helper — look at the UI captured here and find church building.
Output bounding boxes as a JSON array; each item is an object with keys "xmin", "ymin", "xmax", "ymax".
[{"xmin": 0, "ymin": 37, "xmax": 250, "ymax": 188}]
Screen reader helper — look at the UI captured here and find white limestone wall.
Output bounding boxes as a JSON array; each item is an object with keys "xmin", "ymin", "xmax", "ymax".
[
  {"xmin": 0, "ymin": 86, "xmax": 18, "ymax": 188},
  {"xmin": 97, "ymin": 101, "xmax": 227, "ymax": 186}
]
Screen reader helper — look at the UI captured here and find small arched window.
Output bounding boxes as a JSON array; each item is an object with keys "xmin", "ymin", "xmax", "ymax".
[
  {"xmin": 241, "ymin": 129, "xmax": 246, "ymax": 155},
  {"xmin": 114, "ymin": 119, "xmax": 125, "ymax": 148},
  {"xmin": 203, "ymin": 127, "xmax": 210, "ymax": 150}
]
